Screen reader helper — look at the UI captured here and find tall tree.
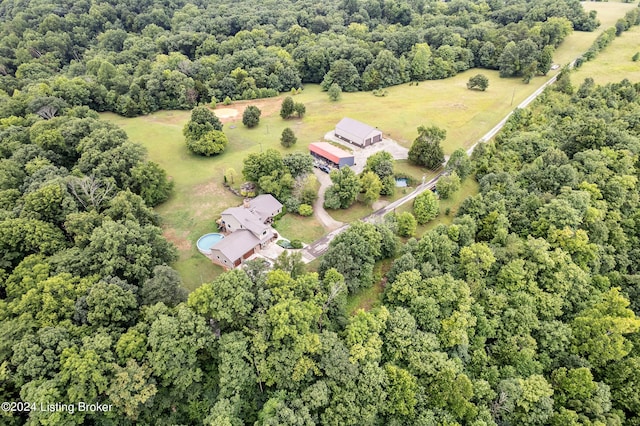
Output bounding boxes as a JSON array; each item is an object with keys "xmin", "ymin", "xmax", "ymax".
[{"xmin": 408, "ymin": 125, "xmax": 446, "ymax": 169}]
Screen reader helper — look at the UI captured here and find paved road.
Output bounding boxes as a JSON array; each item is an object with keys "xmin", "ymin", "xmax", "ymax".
[{"xmin": 301, "ymin": 67, "xmax": 570, "ymax": 263}]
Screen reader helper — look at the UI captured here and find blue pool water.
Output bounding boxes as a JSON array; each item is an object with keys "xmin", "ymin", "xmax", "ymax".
[
  {"xmin": 395, "ymin": 178, "xmax": 408, "ymax": 187},
  {"xmin": 197, "ymin": 233, "xmax": 224, "ymax": 254}
]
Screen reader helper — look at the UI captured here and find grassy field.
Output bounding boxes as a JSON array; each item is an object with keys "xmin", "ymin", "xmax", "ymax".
[
  {"xmin": 552, "ymin": 1, "xmax": 639, "ymax": 66},
  {"xmin": 572, "ymin": 23, "xmax": 640, "ymax": 85},
  {"xmin": 102, "ymin": 0, "xmax": 636, "ymax": 291}
]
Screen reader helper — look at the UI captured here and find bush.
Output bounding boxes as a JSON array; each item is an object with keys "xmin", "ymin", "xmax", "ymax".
[
  {"xmin": 328, "ymin": 83, "xmax": 342, "ymax": 101},
  {"xmin": 467, "ymin": 74, "xmax": 489, "ymax": 91},
  {"xmin": 633, "ymin": 52, "xmax": 640, "ymax": 62},
  {"xmin": 281, "ymin": 128, "xmax": 297, "ymax": 148},
  {"xmin": 290, "ymin": 239, "xmax": 303, "ymax": 249},
  {"xmin": 298, "ymin": 204, "xmax": 313, "ymax": 216},
  {"xmin": 242, "ymin": 105, "xmax": 261, "ymax": 128}
]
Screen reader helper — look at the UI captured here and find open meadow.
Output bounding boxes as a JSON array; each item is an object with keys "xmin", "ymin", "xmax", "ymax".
[
  {"xmin": 572, "ymin": 22, "xmax": 640, "ymax": 85},
  {"xmin": 102, "ymin": 1, "xmax": 637, "ymax": 290}
]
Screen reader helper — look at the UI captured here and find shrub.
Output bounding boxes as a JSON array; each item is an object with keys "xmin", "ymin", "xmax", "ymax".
[
  {"xmin": 328, "ymin": 83, "xmax": 342, "ymax": 101},
  {"xmin": 298, "ymin": 204, "xmax": 313, "ymax": 216},
  {"xmin": 242, "ymin": 105, "xmax": 261, "ymax": 128},
  {"xmin": 223, "ymin": 96, "xmax": 232, "ymax": 105},
  {"xmin": 281, "ymin": 128, "xmax": 297, "ymax": 148},
  {"xmin": 290, "ymin": 239, "xmax": 303, "ymax": 249},
  {"xmin": 467, "ymin": 74, "xmax": 489, "ymax": 91}
]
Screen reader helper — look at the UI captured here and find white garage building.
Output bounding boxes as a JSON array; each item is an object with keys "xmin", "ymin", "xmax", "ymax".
[{"xmin": 335, "ymin": 117, "xmax": 383, "ymax": 147}]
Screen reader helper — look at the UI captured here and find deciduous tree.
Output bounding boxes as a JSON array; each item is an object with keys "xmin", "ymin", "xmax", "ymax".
[{"xmin": 408, "ymin": 125, "xmax": 445, "ymax": 169}]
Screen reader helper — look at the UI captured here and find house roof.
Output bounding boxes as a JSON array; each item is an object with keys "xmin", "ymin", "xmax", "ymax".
[
  {"xmin": 309, "ymin": 142, "xmax": 354, "ymax": 164},
  {"xmin": 335, "ymin": 117, "xmax": 381, "ymax": 140},
  {"xmin": 248, "ymin": 194, "xmax": 282, "ymax": 222},
  {"xmin": 221, "ymin": 207, "xmax": 269, "ymax": 236},
  {"xmin": 211, "ymin": 230, "xmax": 260, "ymax": 262}
]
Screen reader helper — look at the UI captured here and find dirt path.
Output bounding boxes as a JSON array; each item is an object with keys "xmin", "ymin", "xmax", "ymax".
[{"xmin": 312, "ymin": 169, "xmax": 344, "ymax": 231}]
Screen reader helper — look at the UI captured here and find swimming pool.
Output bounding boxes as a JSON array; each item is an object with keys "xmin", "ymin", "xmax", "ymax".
[{"xmin": 197, "ymin": 233, "xmax": 224, "ymax": 255}]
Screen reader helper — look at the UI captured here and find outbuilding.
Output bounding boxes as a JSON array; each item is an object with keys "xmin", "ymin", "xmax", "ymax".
[
  {"xmin": 335, "ymin": 117, "xmax": 382, "ymax": 147},
  {"xmin": 309, "ymin": 142, "xmax": 355, "ymax": 168}
]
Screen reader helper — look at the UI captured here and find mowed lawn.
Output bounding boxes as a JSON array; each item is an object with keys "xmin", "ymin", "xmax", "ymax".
[{"xmin": 102, "ymin": 0, "xmax": 634, "ymax": 291}]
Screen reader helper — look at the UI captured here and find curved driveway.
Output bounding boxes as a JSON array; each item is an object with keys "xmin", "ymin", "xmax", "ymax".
[{"xmin": 302, "ymin": 66, "xmax": 573, "ymax": 263}]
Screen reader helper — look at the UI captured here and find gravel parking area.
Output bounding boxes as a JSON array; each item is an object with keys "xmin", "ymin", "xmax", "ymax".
[{"xmin": 323, "ymin": 131, "xmax": 409, "ymax": 173}]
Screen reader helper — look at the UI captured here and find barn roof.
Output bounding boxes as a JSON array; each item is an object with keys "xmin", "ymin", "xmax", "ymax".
[
  {"xmin": 335, "ymin": 117, "xmax": 381, "ymax": 139},
  {"xmin": 309, "ymin": 142, "xmax": 353, "ymax": 164}
]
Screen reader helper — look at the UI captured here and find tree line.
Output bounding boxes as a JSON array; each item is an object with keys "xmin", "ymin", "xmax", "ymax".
[{"xmin": 0, "ymin": 0, "xmax": 601, "ymax": 117}]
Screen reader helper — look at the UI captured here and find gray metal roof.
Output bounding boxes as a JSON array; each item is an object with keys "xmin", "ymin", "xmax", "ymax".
[
  {"xmin": 221, "ymin": 207, "xmax": 269, "ymax": 236},
  {"xmin": 211, "ymin": 230, "xmax": 260, "ymax": 261},
  {"xmin": 248, "ymin": 194, "xmax": 282, "ymax": 222},
  {"xmin": 336, "ymin": 117, "xmax": 381, "ymax": 139}
]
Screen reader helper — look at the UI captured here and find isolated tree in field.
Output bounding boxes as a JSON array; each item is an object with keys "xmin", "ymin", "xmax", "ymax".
[
  {"xmin": 633, "ymin": 52, "xmax": 640, "ymax": 61},
  {"xmin": 280, "ymin": 128, "xmax": 297, "ymax": 148},
  {"xmin": 436, "ymin": 172, "xmax": 461, "ymax": 199},
  {"xmin": 445, "ymin": 148, "xmax": 472, "ymax": 180},
  {"xmin": 183, "ymin": 106, "xmax": 222, "ymax": 142},
  {"xmin": 408, "ymin": 125, "xmax": 446, "ymax": 169},
  {"xmin": 293, "ymin": 102, "xmax": 306, "ymax": 118},
  {"xmin": 413, "ymin": 191, "xmax": 439, "ymax": 224},
  {"xmin": 183, "ymin": 106, "xmax": 226, "ymax": 156},
  {"xmin": 466, "ymin": 74, "xmax": 489, "ymax": 91},
  {"xmin": 328, "ymin": 83, "xmax": 342, "ymax": 101},
  {"xmin": 242, "ymin": 105, "xmax": 261, "ymax": 128},
  {"xmin": 280, "ymin": 96, "xmax": 295, "ymax": 119}
]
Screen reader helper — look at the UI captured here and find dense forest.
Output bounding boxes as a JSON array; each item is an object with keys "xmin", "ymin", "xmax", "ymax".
[
  {"xmin": 0, "ymin": 0, "xmax": 605, "ymax": 116},
  {"xmin": 2, "ymin": 70, "xmax": 640, "ymax": 426},
  {"xmin": 2, "ymin": 0, "xmax": 640, "ymax": 425}
]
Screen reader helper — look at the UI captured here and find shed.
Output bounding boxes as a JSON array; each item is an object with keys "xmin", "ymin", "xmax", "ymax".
[
  {"xmin": 309, "ymin": 142, "xmax": 355, "ymax": 168},
  {"xmin": 335, "ymin": 118, "xmax": 382, "ymax": 147}
]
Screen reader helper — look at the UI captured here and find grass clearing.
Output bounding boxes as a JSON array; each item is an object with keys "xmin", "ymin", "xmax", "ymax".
[
  {"xmin": 102, "ymin": 0, "xmax": 634, "ymax": 291},
  {"xmin": 572, "ymin": 24, "xmax": 640, "ymax": 85},
  {"xmin": 553, "ymin": 2, "xmax": 638, "ymax": 66},
  {"xmin": 274, "ymin": 214, "xmax": 326, "ymax": 243},
  {"xmin": 345, "ymin": 259, "xmax": 392, "ymax": 314},
  {"xmin": 394, "ymin": 177, "xmax": 480, "ymax": 238}
]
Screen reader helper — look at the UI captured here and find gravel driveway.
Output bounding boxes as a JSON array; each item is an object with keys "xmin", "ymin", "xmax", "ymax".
[{"xmin": 323, "ymin": 131, "xmax": 409, "ymax": 173}]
